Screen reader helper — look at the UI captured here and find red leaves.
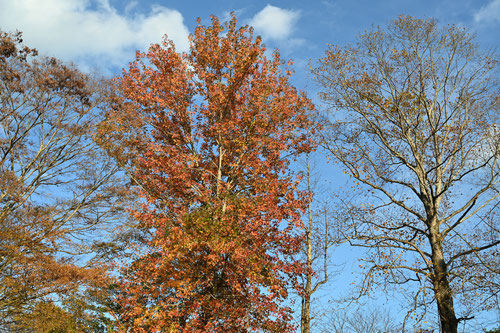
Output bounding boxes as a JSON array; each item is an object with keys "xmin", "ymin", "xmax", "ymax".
[{"xmin": 111, "ymin": 14, "xmax": 315, "ymax": 332}]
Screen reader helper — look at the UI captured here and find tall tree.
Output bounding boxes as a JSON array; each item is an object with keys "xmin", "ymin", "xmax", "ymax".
[
  {"xmin": 299, "ymin": 153, "xmax": 337, "ymax": 333},
  {"xmin": 313, "ymin": 16, "xmax": 499, "ymax": 332},
  {"xmin": 99, "ymin": 15, "xmax": 315, "ymax": 332},
  {"xmin": 0, "ymin": 31, "xmax": 124, "ymax": 330}
]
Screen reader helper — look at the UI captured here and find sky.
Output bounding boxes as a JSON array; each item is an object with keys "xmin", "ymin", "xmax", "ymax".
[
  {"xmin": 0, "ymin": 0, "xmax": 499, "ymax": 331},
  {"xmin": 1, "ymin": 0, "xmax": 499, "ymax": 83}
]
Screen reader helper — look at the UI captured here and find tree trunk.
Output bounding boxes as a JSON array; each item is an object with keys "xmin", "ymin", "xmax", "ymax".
[
  {"xmin": 301, "ymin": 289, "xmax": 311, "ymax": 333},
  {"xmin": 430, "ymin": 228, "xmax": 458, "ymax": 333},
  {"xmin": 301, "ymin": 225, "xmax": 312, "ymax": 333},
  {"xmin": 301, "ymin": 154, "xmax": 313, "ymax": 333}
]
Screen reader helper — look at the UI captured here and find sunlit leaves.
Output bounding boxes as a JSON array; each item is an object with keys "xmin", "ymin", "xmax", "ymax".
[{"xmin": 102, "ymin": 14, "xmax": 315, "ymax": 332}]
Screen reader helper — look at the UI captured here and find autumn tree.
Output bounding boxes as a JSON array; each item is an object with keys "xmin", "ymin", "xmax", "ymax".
[
  {"xmin": 313, "ymin": 16, "xmax": 499, "ymax": 332},
  {"xmin": 0, "ymin": 31, "xmax": 125, "ymax": 330},
  {"xmin": 98, "ymin": 15, "xmax": 315, "ymax": 332}
]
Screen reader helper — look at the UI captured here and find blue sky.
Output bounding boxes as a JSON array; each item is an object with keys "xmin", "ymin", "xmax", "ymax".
[
  {"xmin": 1, "ymin": 0, "xmax": 499, "ymax": 330},
  {"xmin": 1, "ymin": 0, "xmax": 498, "ymax": 83}
]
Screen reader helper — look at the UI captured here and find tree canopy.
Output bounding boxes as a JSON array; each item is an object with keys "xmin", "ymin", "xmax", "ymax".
[
  {"xmin": 0, "ymin": 30, "xmax": 126, "ymax": 331},
  {"xmin": 313, "ymin": 15, "xmax": 499, "ymax": 332},
  {"xmin": 98, "ymin": 15, "xmax": 315, "ymax": 332}
]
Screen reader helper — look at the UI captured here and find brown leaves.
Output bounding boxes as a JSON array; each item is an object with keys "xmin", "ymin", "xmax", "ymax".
[{"xmin": 0, "ymin": 30, "xmax": 126, "ymax": 330}]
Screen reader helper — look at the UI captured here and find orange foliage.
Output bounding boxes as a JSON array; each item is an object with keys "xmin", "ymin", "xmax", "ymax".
[{"xmin": 101, "ymin": 14, "xmax": 315, "ymax": 332}]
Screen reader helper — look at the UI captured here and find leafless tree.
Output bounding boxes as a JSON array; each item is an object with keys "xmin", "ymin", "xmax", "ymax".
[
  {"xmin": 313, "ymin": 16, "xmax": 499, "ymax": 333},
  {"xmin": 320, "ymin": 304, "xmax": 399, "ymax": 333},
  {"xmin": 299, "ymin": 153, "xmax": 340, "ymax": 333}
]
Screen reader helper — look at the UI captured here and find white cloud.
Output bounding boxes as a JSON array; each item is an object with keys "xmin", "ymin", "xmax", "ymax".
[
  {"xmin": 0, "ymin": 0, "xmax": 190, "ymax": 68},
  {"xmin": 249, "ymin": 4, "xmax": 300, "ymax": 41},
  {"xmin": 124, "ymin": 1, "xmax": 138, "ymax": 14},
  {"xmin": 474, "ymin": 0, "xmax": 500, "ymax": 23}
]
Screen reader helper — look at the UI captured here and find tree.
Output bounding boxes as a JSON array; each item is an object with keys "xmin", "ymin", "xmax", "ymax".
[
  {"xmin": 313, "ymin": 16, "xmax": 499, "ymax": 332},
  {"xmin": 0, "ymin": 31, "xmax": 124, "ymax": 330},
  {"xmin": 98, "ymin": 15, "xmax": 315, "ymax": 332},
  {"xmin": 299, "ymin": 153, "xmax": 338, "ymax": 333},
  {"xmin": 321, "ymin": 305, "xmax": 399, "ymax": 333}
]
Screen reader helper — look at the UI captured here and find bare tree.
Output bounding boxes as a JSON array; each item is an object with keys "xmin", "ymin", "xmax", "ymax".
[
  {"xmin": 0, "ymin": 31, "xmax": 126, "ymax": 330},
  {"xmin": 321, "ymin": 305, "xmax": 399, "ymax": 333},
  {"xmin": 299, "ymin": 153, "xmax": 339, "ymax": 333},
  {"xmin": 313, "ymin": 16, "xmax": 499, "ymax": 333}
]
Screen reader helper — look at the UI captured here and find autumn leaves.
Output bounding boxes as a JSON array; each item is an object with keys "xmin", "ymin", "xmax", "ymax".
[
  {"xmin": 0, "ymin": 13, "xmax": 498, "ymax": 333},
  {"xmin": 102, "ymin": 15, "xmax": 314, "ymax": 332}
]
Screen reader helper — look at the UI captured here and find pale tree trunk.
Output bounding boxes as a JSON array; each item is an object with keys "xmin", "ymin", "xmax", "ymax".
[
  {"xmin": 430, "ymin": 148, "xmax": 459, "ymax": 333},
  {"xmin": 429, "ymin": 219, "xmax": 458, "ymax": 333},
  {"xmin": 301, "ymin": 225, "xmax": 312, "ymax": 333},
  {"xmin": 301, "ymin": 290, "xmax": 311, "ymax": 333},
  {"xmin": 301, "ymin": 155, "xmax": 314, "ymax": 333},
  {"xmin": 301, "ymin": 154, "xmax": 330, "ymax": 333}
]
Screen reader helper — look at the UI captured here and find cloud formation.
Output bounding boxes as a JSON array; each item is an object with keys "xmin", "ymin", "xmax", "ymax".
[
  {"xmin": 474, "ymin": 0, "xmax": 500, "ymax": 23},
  {"xmin": 0, "ymin": 0, "xmax": 190, "ymax": 67},
  {"xmin": 249, "ymin": 5, "xmax": 300, "ymax": 41}
]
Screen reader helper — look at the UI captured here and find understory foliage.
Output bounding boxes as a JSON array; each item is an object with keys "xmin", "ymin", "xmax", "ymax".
[{"xmin": 98, "ymin": 15, "xmax": 315, "ymax": 332}]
